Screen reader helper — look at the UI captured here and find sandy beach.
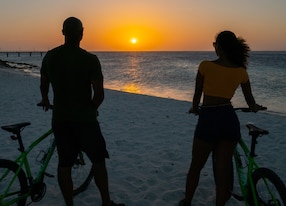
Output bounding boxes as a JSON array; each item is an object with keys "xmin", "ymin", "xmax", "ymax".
[{"xmin": 0, "ymin": 68, "xmax": 285, "ymax": 206}]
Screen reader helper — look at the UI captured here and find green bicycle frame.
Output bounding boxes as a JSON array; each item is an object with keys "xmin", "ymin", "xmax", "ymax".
[
  {"xmin": 17, "ymin": 129, "xmax": 55, "ymax": 183},
  {"xmin": 234, "ymin": 137, "xmax": 280, "ymax": 206},
  {"xmin": 0, "ymin": 129, "xmax": 55, "ymax": 205},
  {"xmin": 234, "ymin": 138, "xmax": 260, "ymax": 206}
]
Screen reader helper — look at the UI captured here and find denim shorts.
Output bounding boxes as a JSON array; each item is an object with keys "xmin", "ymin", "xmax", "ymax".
[
  {"xmin": 194, "ymin": 105, "xmax": 241, "ymax": 143},
  {"xmin": 52, "ymin": 119, "xmax": 109, "ymax": 167}
]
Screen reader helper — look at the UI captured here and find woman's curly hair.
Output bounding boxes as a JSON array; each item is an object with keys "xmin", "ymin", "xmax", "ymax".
[{"xmin": 215, "ymin": 31, "xmax": 250, "ymax": 69}]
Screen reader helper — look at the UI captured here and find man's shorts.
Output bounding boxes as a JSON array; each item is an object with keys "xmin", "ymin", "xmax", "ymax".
[
  {"xmin": 52, "ymin": 119, "xmax": 109, "ymax": 167},
  {"xmin": 194, "ymin": 105, "xmax": 241, "ymax": 143}
]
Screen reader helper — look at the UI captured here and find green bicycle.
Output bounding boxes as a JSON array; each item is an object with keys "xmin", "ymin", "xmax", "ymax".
[
  {"xmin": 0, "ymin": 122, "xmax": 94, "ymax": 206},
  {"xmin": 213, "ymin": 107, "xmax": 286, "ymax": 205}
]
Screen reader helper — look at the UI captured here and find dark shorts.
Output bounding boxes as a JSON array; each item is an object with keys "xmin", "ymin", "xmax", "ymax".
[
  {"xmin": 194, "ymin": 105, "xmax": 241, "ymax": 143},
  {"xmin": 52, "ymin": 119, "xmax": 109, "ymax": 167}
]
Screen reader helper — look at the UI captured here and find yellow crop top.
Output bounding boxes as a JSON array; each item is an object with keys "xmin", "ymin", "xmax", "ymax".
[{"xmin": 199, "ymin": 61, "xmax": 249, "ymax": 99}]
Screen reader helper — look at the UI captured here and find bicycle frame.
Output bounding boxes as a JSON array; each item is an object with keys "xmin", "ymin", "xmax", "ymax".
[
  {"xmin": 16, "ymin": 129, "xmax": 55, "ymax": 183},
  {"xmin": 234, "ymin": 137, "xmax": 260, "ymax": 205},
  {"xmin": 234, "ymin": 135, "xmax": 281, "ymax": 206},
  {"xmin": 0, "ymin": 129, "xmax": 55, "ymax": 205}
]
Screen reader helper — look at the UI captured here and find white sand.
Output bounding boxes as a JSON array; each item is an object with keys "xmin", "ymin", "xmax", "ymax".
[{"xmin": 0, "ymin": 68, "xmax": 285, "ymax": 206}]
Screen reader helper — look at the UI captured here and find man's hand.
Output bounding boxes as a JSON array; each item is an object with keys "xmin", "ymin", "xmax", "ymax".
[{"xmin": 37, "ymin": 98, "xmax": 51, "ymax": 112}]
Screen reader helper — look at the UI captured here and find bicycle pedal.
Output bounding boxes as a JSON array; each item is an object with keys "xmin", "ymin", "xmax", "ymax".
[
  {"xmin": 31, "ymin": 182, "xmax": 46, "ymax": 202},
  {"xmin": 44, "ymin": 172, "xmax": 55, "ymax": 178}
]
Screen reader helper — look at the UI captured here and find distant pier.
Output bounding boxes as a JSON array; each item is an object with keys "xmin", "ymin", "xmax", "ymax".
[{"xmin": 0, "ymin": 51, "xmax": 46, "ymax": 57}]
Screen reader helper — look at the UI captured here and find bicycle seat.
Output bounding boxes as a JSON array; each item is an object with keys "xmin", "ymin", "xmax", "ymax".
[
  {"xmin": 1, "ymin": 122, "xmax": 31, "ymax": 134},
  {"xmin": 246, "ymin": 123, "xmax": 269, "ymax": 136}
]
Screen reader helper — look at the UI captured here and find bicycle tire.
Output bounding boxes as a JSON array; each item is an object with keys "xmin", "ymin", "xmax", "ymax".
[
  {"xmin": 72, "ymin": 151, "xmax": 94, "ymax": 196},
  {"xmin": 0, "ymin": 159, "xmax": 28, "ymax": 206},
  {"xmin": 250, "ymin": 167, "xmax": 286, "ymax": 205}
]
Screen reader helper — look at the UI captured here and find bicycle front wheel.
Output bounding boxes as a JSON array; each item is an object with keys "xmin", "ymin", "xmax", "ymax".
[
  {"xmin": 0, "ymin": 159, "xmax": 28, "ymax": 206},
  {"xmin": 251, "ymin": 167, "xmax": 286, "ymax": 205},
  {"xmin": 72, "ymin": 151, "xmax": 94, "ymax": 196}
]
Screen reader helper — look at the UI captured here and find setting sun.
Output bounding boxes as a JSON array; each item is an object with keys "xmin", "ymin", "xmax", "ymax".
[
  {"xmin": 131, "ymin": 38, "xmax": 137, "ymax": 44},
  {"xmin": 99, "ymin": 23, "xmax": 165, "ymax": 51}
]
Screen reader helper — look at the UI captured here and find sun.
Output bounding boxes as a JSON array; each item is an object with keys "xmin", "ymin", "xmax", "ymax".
[{"xmin": 130, "ymin": 38, "xmax": 137, "ymax": 44}]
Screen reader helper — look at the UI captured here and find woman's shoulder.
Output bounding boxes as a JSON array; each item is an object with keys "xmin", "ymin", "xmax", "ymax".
[
  {"xmin": 209, "ymin": 59, "xmax": 242, "ymax": 69},
  {"xmin": 199, "ymin": 60, "xmax": 213, "ymax": 67},
  {"xmin": 198, "ymin": 60, "xmax": 246, "ymax": 74},
  {"xmin": 200, "ymin": 60, "xmax": 212, "ymax": 64},
  {"xmin": 198, "ymin": 61, "xmax": 213, "ymax": 74},
  {"xmin": 199, "ymin": 60, "xmax": 218, "ymax": 69}
]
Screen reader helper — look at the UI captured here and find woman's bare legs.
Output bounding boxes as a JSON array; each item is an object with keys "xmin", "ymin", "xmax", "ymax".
[
  {"xmin": 184, "ymin": 137, "xmax": 214, "ymax": 203},
  {"xmin": 213, "ymin": 140, "xmax": 237, "ymax": 206}
]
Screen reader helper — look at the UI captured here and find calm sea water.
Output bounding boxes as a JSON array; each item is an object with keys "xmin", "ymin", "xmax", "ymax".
[{"xmin": 1, "ymin": 51, "xmax": 285, "ymax": 115}]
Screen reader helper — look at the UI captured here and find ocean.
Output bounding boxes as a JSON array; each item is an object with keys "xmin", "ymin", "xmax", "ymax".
[{"xmin": 1, "ymin": 51, "xmax": 285, "ymax": 115}]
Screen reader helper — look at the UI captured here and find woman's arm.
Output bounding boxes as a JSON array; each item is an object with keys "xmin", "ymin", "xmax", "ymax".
[
  {"xmin": 241, "ymin": 80, "xmax": 259, "ymax": 112},
  {"xmin": 189, "ymin": 71, "xmax": 203, "ymax": 114}
]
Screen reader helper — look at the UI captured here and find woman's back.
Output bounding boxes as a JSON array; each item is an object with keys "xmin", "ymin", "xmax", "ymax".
[{"xmin": 199, "ymin": 60, "xmax": 249, "ymax": 102}]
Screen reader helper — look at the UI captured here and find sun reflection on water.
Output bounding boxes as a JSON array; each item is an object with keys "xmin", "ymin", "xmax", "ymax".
[
  {"xmin": 122, "ymin": 83, "xmax": 141, "ymax": 94},
  {"xmin": 120, "ymin": 53, "xmax": 143, "ymax": 94}
]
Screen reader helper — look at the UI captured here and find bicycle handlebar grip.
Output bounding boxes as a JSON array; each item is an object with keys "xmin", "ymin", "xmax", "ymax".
[
  {"xmin": 235, "ymin": 105, "xmax": 267, "ymax": 112},
  {"xmin": 37, "ymin": 102, "xmax": 53, "ymax": 109}
]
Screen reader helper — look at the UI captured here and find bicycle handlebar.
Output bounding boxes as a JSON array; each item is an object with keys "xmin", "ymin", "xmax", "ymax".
[
  {"xmin": 189, "ymin": 105, "xmax": 267, "ymax": 115},
  {"xmin": 36, "ymin": 102, "xmax": 99, "ymax": 116},
  {"xmin": 37, "ymin": 102, "xmax": 53, "ymax": 110},
  {"xmin": 234, "ymin": 105, "xmax": 267, "ymax": 112}
]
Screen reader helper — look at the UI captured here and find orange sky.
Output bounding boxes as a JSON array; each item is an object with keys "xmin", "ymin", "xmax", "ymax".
[{"xmin": 1, "ymin": 0, "xmax": 286, "ymax": 51}]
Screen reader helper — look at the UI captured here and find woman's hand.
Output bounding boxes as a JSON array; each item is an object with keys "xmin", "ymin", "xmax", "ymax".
[
  {"xmin": 189, "ymin": 106, "xmax": 199, "ymax": 115},
  {"xmin": 249, "ymin": 104, "xmax": 266, "ymax": 113}
]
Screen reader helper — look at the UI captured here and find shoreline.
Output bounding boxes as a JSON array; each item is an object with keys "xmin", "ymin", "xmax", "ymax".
[{"xmin": 1, "ymin": 65, "xmax": 286, "ymax": 117}]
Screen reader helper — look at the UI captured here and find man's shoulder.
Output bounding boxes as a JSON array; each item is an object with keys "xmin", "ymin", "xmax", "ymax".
[
  {"xmin": 45, "ymin": 45, "xmax": 65, "ymax": 58},
  {"xmin": 80, "ymin": 49, "xmax": 100, "ymax": 64},
  {"xmin": 80, "ymin": 49, "xmax": 98, "ymax": 58},
  {"xmin": 48, "ymin": 45, "xmax": 64, "ymax": 53}
]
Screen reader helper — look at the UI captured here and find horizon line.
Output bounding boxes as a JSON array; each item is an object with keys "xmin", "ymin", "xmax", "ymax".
[{"xmin": 1, "ymin": 50, "xmax": 286, "ymax": 53}]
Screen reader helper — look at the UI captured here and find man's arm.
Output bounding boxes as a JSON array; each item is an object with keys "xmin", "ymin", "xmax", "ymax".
[
  {"xmin": 92, "ymin": 78, "xmax": 104, "ymax": 111},
  {"xmin": 39, "ymin": 72, "xmax": 51, "ymax": 111},
  {"xmin": 38, "ymin": 53, "xmax": 51, "ymax": 111}
]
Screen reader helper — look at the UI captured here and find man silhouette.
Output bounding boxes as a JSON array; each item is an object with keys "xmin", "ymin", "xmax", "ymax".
[{"xmin": 39, "ymin": 17, "xmax": 125, "ymax": 206}]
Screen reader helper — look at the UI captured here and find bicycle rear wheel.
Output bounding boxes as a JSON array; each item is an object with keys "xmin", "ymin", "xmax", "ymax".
[
  {"xmin": 0, "ymin": 159, "xmax": 28, "ymax": 206},
  {"xmin": 72, "ymin": 151, "xmax": 94, "ymax": 196},
  {"xmin": 251, "ymin": 168, "xmax": 286, "ymax": 205}
]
